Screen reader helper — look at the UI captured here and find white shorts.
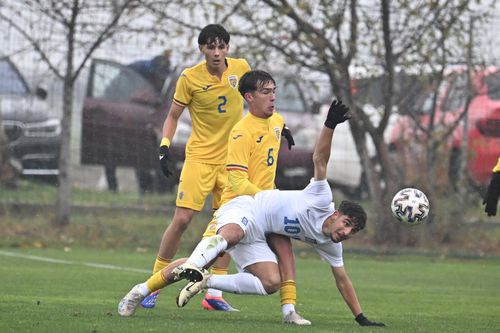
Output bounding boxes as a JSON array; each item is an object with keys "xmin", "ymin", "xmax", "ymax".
[{"xmin": 215, "ymin": 196, "xmax": 277, "ymax": 271}]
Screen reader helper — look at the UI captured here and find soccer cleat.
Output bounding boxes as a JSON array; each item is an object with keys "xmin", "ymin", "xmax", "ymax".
[
  {"xmin": 140, "ymin": 289, "xmax": 160, "ymax": 308},
  {"xmin": 201, "ymin": 294, "xmax": 240, "ymax": 312},
  {"xmin": 172, "ymin": 263, "xmax": 205, "ymax": 282},
  {"xmin": 283, "ymin": 311, "xmax": 312, "ymax": 325},
  {"xmin": 176, "ymin": 269, "xmax": 211, "ymax": 308},
  {"xmin": 118, "ymin": 284, "xmax": 147, "ymax": 317}
]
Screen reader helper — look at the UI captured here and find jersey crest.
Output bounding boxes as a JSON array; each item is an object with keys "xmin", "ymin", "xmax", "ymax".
[
  {"xmin": 228, "ymin": 75, "xmax": 238, "ymax": 89},
  {"xmin": 274, "ymin": 126, "xmax": 281, "ymax": 141}
]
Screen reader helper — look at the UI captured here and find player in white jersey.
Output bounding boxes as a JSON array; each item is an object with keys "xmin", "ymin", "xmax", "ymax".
[{"xmin": 118, "ymin": 100, "xmax": 385, "ymax": 327}]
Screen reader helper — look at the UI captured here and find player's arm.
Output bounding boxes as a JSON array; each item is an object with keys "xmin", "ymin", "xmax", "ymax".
[
  {"xmin": 158, "ymin": 101, "xmax": 185, "ymax": 177},
  {"xmin": 331, "ymin": 266, "xmax": 385, "ymax": 327},
  {"xmin": 226, "ymin": 129, "xmax": 261, "ymax": 196},
  {"xmin": 313, "ymin": 100, "xmax": 350, "ymax": 181}
]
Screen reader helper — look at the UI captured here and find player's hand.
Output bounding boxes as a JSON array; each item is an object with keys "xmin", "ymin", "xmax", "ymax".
[
  {"xmin": 159, "ymin": 144, "xmax": 173, "ymax": 178},
  {"xmin": 355, "ymin": 313, "xmax": 386, "ymax": 327},
  {"xmin": 324, "ymin": 99, "xmax": 350, "ymax": 129},
  {"xmin": 282, "ymin": 124, "xmax": 295, "ymax": 150},
  {"xmin": 483, "ymin": 171, "xmax": 500, "ymax": 216}
]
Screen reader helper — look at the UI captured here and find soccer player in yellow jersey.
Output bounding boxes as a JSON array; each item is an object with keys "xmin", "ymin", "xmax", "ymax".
[
  {"xmin": 141, "ymin": 24, "xmax": 250, "ymax": 310},
  {"xmin": 201, "ymin": 70, "xmax": 308, "ymax": 324},
  {"xmin": 483, "ymin": 157, "xmax": 500, "ymax": 216}
]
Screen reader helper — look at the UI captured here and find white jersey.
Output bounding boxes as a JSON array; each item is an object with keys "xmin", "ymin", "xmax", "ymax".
[
  {"xmin": 254, "ymin": 179, "xmax": 343, "ymax": 267},
  {"xmin": 216, "ymin": 179, "xmax": 344, "ymax": 268}
]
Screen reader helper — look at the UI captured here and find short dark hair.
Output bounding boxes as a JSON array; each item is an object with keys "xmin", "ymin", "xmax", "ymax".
[
  {"xmin": 338, "ymin": 200, "xmax": 367, "ymax": 233},
  {"xmin": 198, "ymin": 24, "xmax": 230, "ymax": 45},
  {"xmin": 238, "ymin": 70, "xmax": 276, "ymax": 97}
]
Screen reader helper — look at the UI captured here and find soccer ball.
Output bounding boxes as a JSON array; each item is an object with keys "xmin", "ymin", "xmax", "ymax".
[{"xmin": 390, "ymin": 188, "xmax": 430, "ymax": 225}]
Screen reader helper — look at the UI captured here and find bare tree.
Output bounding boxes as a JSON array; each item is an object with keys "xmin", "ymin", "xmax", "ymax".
[
  {"xmin": 0, "ymin": 0, "xmax": 141, "ymax": 225},
  {"xmin": 153, "ymin": 0, "xmax": 486, "ymax": 243}
]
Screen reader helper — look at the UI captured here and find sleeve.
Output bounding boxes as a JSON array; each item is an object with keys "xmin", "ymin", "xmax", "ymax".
[
  {"xmin": 314, "ymin": 242, "xmax": 344, "ymax": 268},
  {"xmin": 226, "ymin": 128, "xmax": 261, "ymax": 195},
  {"xmin": 173, "ymin": 72, "xmax": 190, "ymax": 106},
  {"xmin": 302, "ymin": 179, "xmax": 333, "ymax": 209},
  {"xmin": 241, "ymin": 58, "xmax": 251, "ymax": 73}
]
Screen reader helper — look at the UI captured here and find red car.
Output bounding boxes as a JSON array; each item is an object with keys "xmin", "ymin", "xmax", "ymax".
[{"xmin": 389, "ymin": 67, "xmax": 500, "ymax": 188}]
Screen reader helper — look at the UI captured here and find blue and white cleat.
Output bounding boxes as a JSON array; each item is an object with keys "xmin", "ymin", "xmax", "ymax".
[
  {"xmin": 140, "ymin": 290, "xmax": 160, "ymax": 308},
  {"xmin": 201, "ymin": 294, "xmax": 239, "ymax": 312}
]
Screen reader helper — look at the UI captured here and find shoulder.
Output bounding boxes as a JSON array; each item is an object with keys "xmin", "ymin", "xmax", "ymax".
[
  {"xmin": 181, "ymin": 61, "xmax": 206, "ymax": 77},
  {"xmin": 271, "ymin": 112, "xmax": 285, "ymax": 125},
  {"xmin": 227, "ymin": 57, "xmax": 251, "ymax": 72}
]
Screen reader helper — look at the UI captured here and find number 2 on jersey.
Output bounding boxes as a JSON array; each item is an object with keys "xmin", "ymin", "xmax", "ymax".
[{"xmin": 217, "ymin": 96, "xmax": 227, "ymax": 113}]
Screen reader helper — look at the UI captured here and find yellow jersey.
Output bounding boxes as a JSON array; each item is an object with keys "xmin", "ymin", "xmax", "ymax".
[
  {"xmin": 220, "ymin": 112, "xmax": 285, "ymax": 205},
  {"xmin": 173, "ymin": 57, "xmax": 251, "ymax": 163}
]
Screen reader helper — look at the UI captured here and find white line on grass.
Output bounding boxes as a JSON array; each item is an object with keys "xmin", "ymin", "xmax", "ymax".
[{"xmin": 0, "ymin": 250, "xmax": 150, "ymax": 274}]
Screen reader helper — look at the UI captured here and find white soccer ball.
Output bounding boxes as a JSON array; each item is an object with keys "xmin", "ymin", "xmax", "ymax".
[{"xmin": 390, "ymin": 188, "xmax": 430, "ymax": 225}]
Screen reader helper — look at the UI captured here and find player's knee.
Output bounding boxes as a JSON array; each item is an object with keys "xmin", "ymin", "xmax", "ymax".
[
  {"xmin": 261, "ymin": 275, "xmax": 281, "ymax": 294},
  {"xmin": 171, "ymin": 209, "xmax": 195, "ymax": 231}
]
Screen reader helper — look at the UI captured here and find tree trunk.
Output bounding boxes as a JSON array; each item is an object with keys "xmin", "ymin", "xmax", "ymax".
[{"xmin": 54, "ymin": 7, "xmax": 76, "ymax": 226}]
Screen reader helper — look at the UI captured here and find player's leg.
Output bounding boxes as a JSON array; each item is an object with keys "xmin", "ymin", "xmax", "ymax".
[
  {"xmin": 201, "ymin": 166, "xmax": 239, "ymax": 311},
  {"xmin": 143, "ymin": 161, "xmax": 215, "ymax": 308},
  {"xmin": 267, "ymin": 233, "xmax": 311, "ymax": 325},
  {"xmin": 177, "ymin": 242, "xmax": 280, "ymax": 308},
  {"xmin": 119, "ymin": 258, "xmax": 188, "ymax": 316}
]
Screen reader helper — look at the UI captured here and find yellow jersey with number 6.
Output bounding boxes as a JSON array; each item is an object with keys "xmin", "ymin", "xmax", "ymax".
[
  {"xmin": 173, "ymin": 57, "xmax": 251, "ymax": 164},
  {"xmin": 221, "ymin": 112, "xmax": 285, "ymax": 204}
]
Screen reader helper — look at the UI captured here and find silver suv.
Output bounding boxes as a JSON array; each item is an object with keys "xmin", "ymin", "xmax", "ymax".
[{"xmin": 0, "ymin": 57, "xmax": 61, "ymax": 179}]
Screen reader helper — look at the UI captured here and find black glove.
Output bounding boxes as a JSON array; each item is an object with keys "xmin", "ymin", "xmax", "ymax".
[
  {"xmin": 355, "ymin": 313, "xmax": 385, "ymax": 327},
  {"xmin": 483, "ymin": 171, "xmax": 500, "ymax": 216},
  {"xmin": 282, "ymin": 124, "xmax": 295, "ymax": 150},
  {"xmin": 159, "ymin": 145, "xmax": 173, "ymax": 178},
  {"xmin": 324, "ymin": 99, "xmax": 351, "ymax": 129}
]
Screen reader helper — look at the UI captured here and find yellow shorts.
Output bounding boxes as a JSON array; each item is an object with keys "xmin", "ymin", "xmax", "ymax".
[{"xmin": 176, "ymin": 160, "xmax": 227, "ymax": 211}]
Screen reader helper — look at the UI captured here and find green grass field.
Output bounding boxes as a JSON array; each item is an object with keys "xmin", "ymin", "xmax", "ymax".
[{"xmin": 1, "ymin": 248, "xmax": 499, "ymax": 333}]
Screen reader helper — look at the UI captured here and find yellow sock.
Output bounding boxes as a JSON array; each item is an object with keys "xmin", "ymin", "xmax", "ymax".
[
  {"xmin": 210, "ymin": 266, "xmax": 229, "ymax": 276},
  {"xmin": 280, "ymin": 280, "xmax": 297, "ymax": 306},
  {"xmin": 153, "ymin": 256, "xmax": 172, "ymax": 274},
  {"xmin": 146, "ymin": 270, "xmax": 168, "ymax": 292}
]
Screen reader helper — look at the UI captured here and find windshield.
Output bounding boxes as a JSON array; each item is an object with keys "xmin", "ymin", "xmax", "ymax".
[
  {"xmin": 274, "ymin": 76, "xmax": 306, "ymax": 113},
  {"xmin": 485, "ymin": 71, "xmax": 500, "ymax": 100},
  {"xmin": 0, "ymin": 59, "xmax": 29, "ymax": 95},
  {"xmin": 90, "ymin": 61, "xmax": 157, "ymax": 103}
]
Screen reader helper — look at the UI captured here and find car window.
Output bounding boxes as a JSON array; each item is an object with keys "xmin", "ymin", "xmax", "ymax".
[
  {"xmin": 484, "ymin": 71, "xmax": 500, "ymax": 100},
  {"xmin": 442, "ymin": 73, "xmax": 468, "ymax": 112},
  {"xmin": 90, "ymin": 61, "xmax": 157, "ymax": 103},
  {"xmin": 275, "ymin": 76, "xmax": 306, "ymax": 113},
  {"xmin": 0, "ymin": 59, "xmax": 29, "ymax": 95}
]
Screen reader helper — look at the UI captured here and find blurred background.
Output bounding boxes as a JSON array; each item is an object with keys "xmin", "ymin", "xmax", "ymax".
[{"xmin": 0, "ymin": 0, "xmax": 499, "ymax": 256}]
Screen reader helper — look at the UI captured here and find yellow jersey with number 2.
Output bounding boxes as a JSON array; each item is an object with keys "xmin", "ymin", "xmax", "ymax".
[{"xmin": 173, "ymin": 57, "xmax": 251, "ymax": 164}]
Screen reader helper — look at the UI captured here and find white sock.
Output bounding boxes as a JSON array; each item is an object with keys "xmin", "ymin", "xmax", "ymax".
[
  {"xmin": 206, "ymin": 288, "xmax": 223, "ymax": 297},
  {"xmin": 187, "ymin": 235, "xmax": 228, "ymax": 268},
  {"xmin": 137, "ymin": 282, "xmax": 150, "ymax": 296},
  {"xmin": 282, "ymin": 303, "xmax": 296, "ymax": 317},
  {"xmin": 207, "ymin": 272, "xmax": 268, "ymax": 295}
]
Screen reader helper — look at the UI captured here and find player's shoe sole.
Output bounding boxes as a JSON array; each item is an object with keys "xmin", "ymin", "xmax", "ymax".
[
  {"xmin": 118, "ymin": 284, "xmax": 147, "ymax": 317},
  {"xmin": 283, "ymin": 311, "xmax": 312, "ymax": 325},
  {"xmin": 172, "ymin": 263, "xmax": 204, "ymax": 282},
  {"xmin": 176, "ymin": 270, "xmax": 211, "ymax": 308},
  {"xmin": 201, "ymin": 295, "xmax": 239, "ymax": 312},
  {"xmin": 140, "ymin": 289, "xmax": 160, "ymax": 308}
]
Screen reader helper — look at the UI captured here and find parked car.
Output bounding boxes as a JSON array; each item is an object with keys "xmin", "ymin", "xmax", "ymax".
[
  {"xmin": 0, "ymin": 57, "xmax": 61, "ymax": 181},
  {"xmin": 388, "ymin": 67, "xmax": 500, "ymax": 188},
  {"xmin": 81, "ymin": 59, "xmax": 320, "ymax": 192}
]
